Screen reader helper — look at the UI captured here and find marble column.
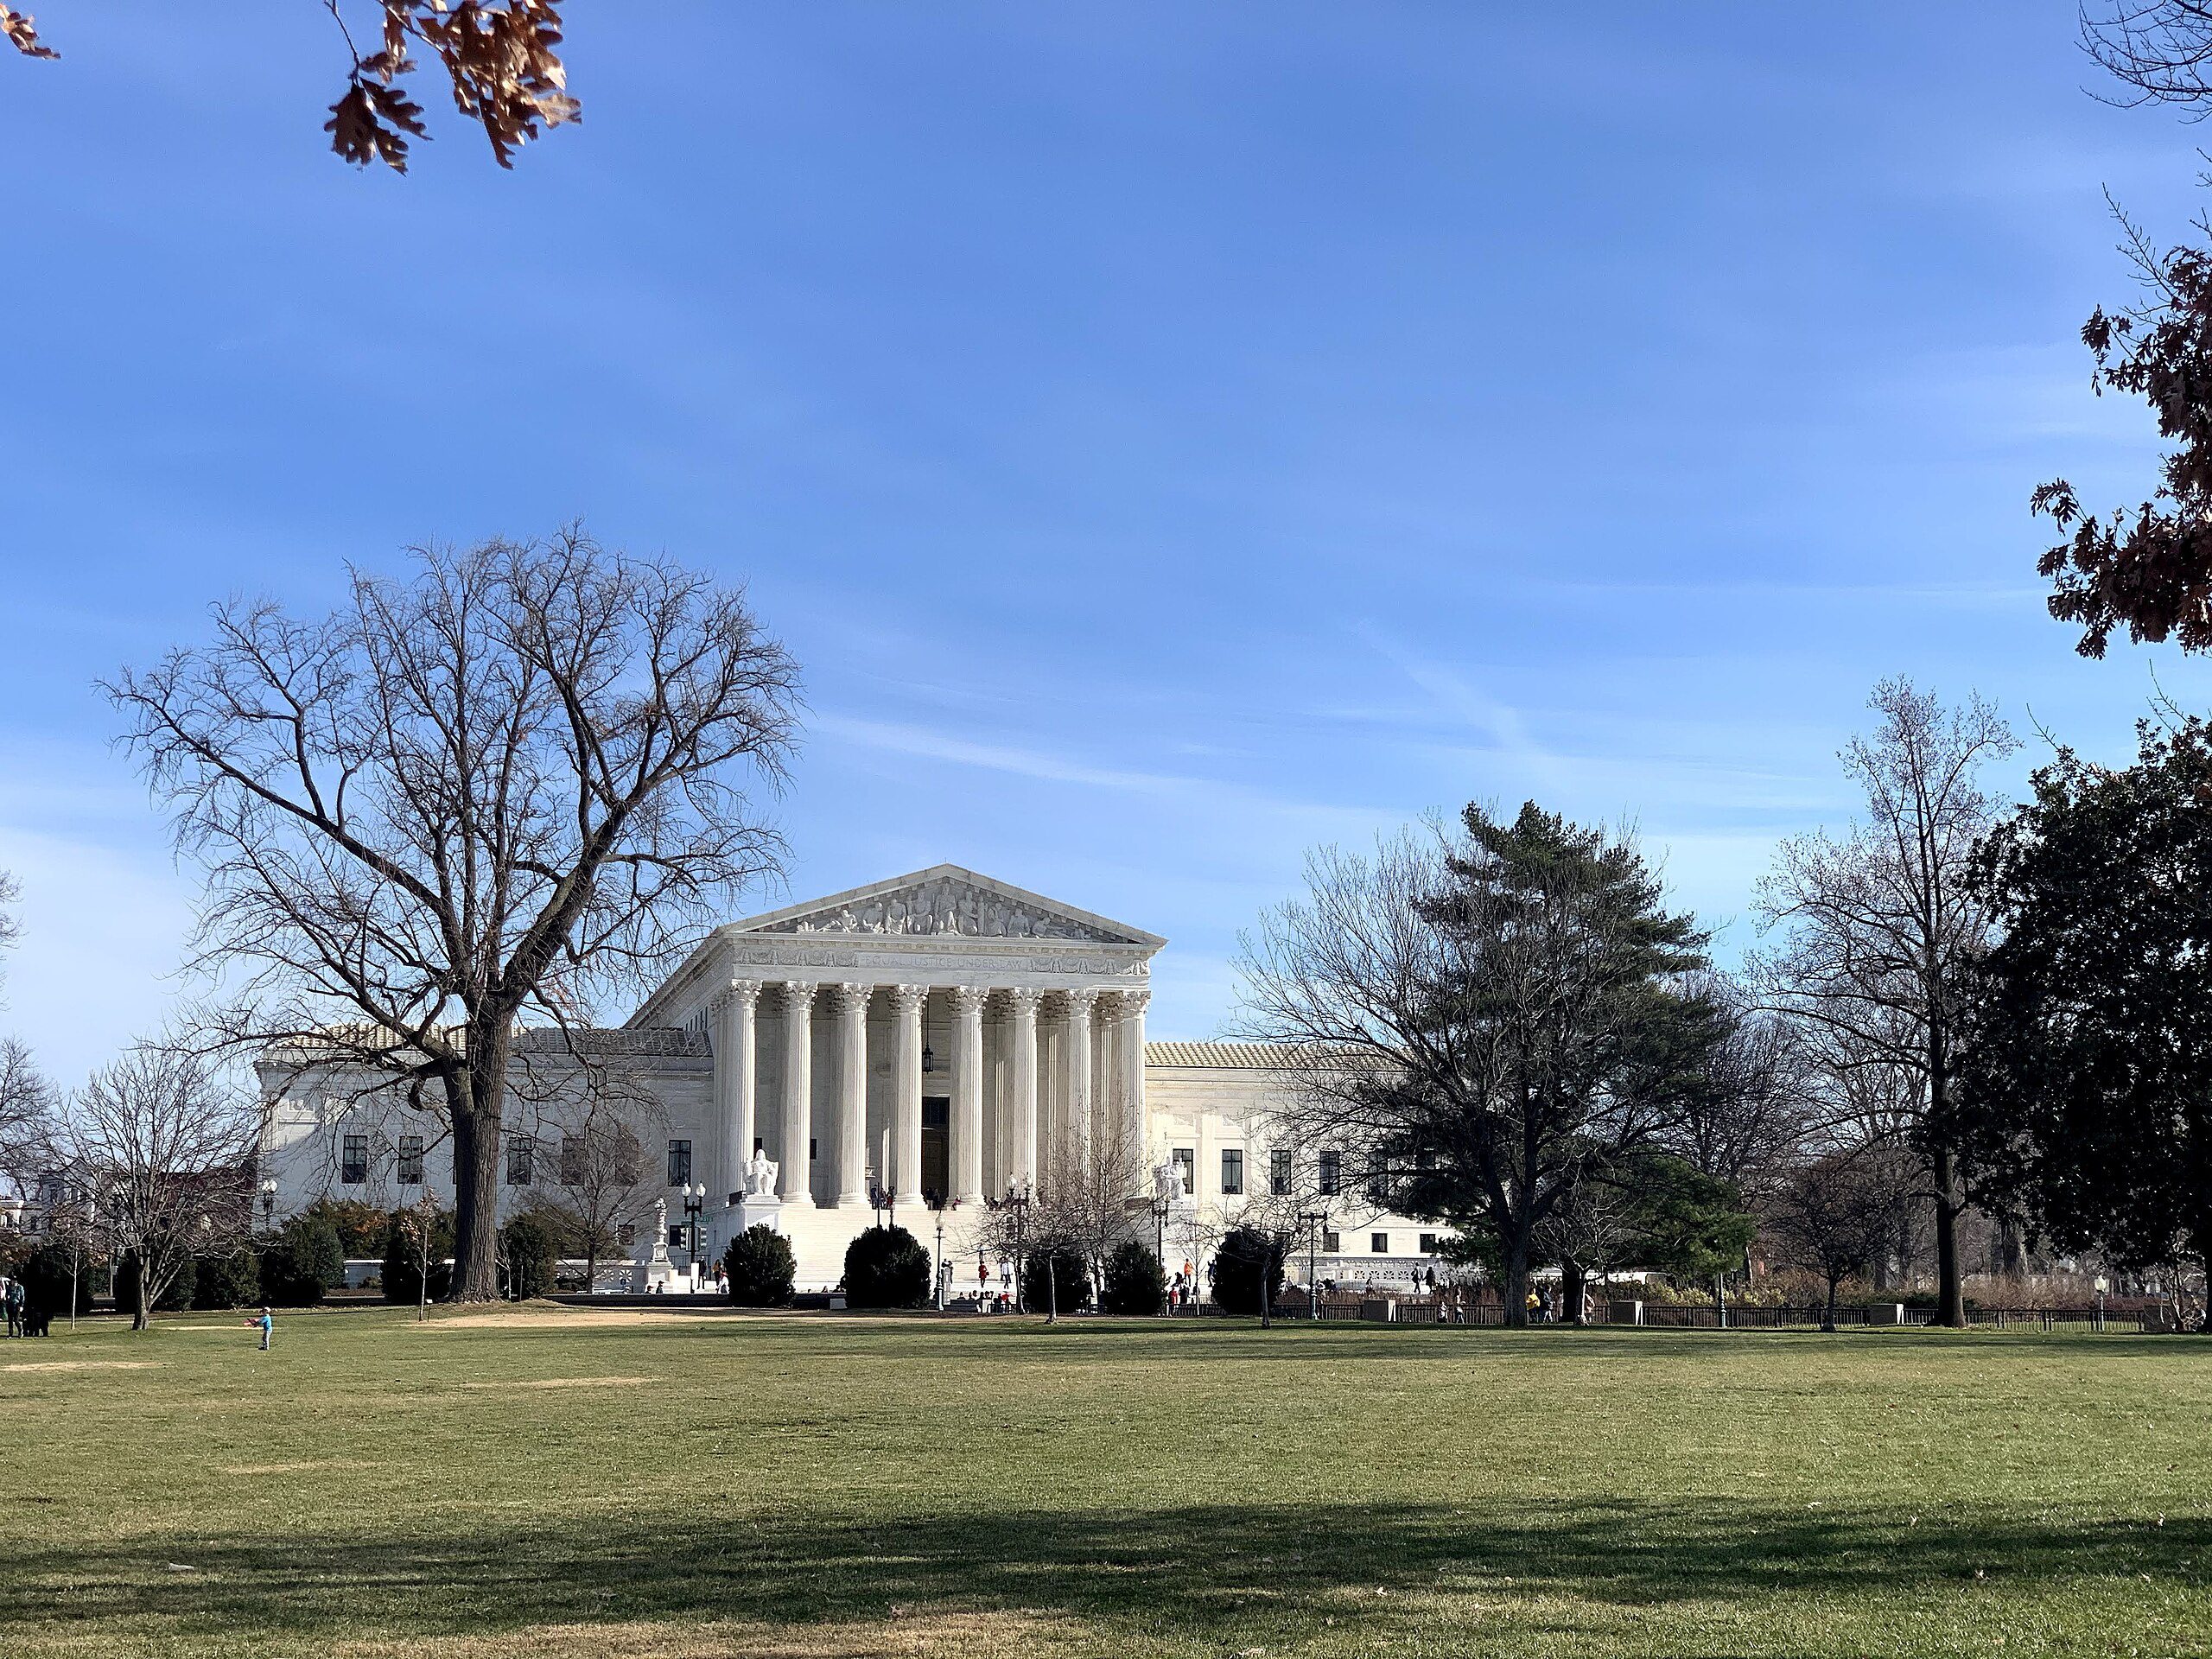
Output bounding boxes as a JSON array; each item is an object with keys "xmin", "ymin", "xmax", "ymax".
[
  {"xmin": 835, "ymin": 982, "xmax": 871, "ymax": 1208},
  {"xmin": 889, "ymin": 983, "xmax": 927, "ymax": 1207},
  {"xmin": 713, "ymin": 978, "xmax": 761, "ymax": 1204},
  {"xmin": 1006, "ymin": 987, "xmax": 1041, "ymax": 1191},
  {"xmin": 1116, "ymin": 988, "xmax": 1149, "ymax": 1179},
  {"xmin": 950, "ymin": 985, "xmax": 986, "ymax": 1205},
  {"xmin": 1062, "ymin": 988, "xmax": 1097, "ymax": 1166},
  {"xmin": 775, "ymin": 982, "xmax": 815, "ymax": 1207}
]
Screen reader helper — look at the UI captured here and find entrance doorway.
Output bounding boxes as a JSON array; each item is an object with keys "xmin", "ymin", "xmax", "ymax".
[{"xmin": 921, "ymin": 1096, "xmax": 950, "ymax": 1206}]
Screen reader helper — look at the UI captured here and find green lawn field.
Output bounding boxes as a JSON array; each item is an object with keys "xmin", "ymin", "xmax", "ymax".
[{"xmin": 1, "ymin": 1306, "xmax": 2207, "ymax": 1658}]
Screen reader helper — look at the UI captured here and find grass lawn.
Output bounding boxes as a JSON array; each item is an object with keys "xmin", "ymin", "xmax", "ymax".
[{"xmin": 2, "ymin": 1306, "xmax": 2208, "ymax": 1657}]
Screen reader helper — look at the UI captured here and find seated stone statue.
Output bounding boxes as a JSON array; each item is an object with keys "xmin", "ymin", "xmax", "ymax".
[{"xmin": 745, "ymin": 1148, "xmax": 779, "ymax": 1197}]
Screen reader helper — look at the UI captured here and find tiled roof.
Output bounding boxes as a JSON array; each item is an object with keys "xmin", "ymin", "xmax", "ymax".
[
  {"xmin": 514, "ymin": 1026, "xmax": 709, "ymax": 1058},
  {"xmin": 1144, "ymin": 1041, "xmax": 1300, "ymax": 1071}
]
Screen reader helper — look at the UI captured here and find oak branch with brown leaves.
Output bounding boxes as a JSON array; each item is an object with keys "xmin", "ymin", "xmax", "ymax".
[{"xmin": 3, "ymin": 1, "xmax": 576, "ymax": 173}]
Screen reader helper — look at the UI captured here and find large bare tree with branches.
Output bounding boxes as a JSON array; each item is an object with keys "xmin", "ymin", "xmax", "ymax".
[
  {"xmin": 1754, "ymin": 677, "xmax": 2016, "ymax": 1328},
  {"xmin": 108, "ymin": 530, "xmax": 801, "ymax": 1300}
]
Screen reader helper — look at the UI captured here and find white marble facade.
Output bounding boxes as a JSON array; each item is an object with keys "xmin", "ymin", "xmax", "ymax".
[{"xmin": 255, "ymin": 866, "xmax": 1444, "ymax": 1290}]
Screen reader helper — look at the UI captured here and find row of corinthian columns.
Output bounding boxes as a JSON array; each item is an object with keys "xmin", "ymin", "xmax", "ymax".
[{"xmin": 709, "ymin": 981, "xmax": 1148, "ymax": 1211}]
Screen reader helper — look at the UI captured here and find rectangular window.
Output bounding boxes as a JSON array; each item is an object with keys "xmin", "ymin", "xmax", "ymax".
[
  {"xmin": 506, "ymin": 1139, "xmax": 532, "ymax": 1186},
  {"xmin": 1371, "ymin": 1231, "xmax": 1389, "ymax": 1254},
  {"xmin": 1171, "ymin": 1147, "xmax": 1194, "ymax": 1195},
  {"xmin": 340, "ymin": 1134, "xmax": 368, "ymax": 1185},
  {"xmin": 1220, "ymin": 1149, "xmax": 1243, "ymax": 1196},
  {"xmin": 667, "ymin": 1138, "xmax": 692, "ymax": 1187},
  {"xmin": 1318, "ymin": 1149, "xmax": 1341, "ymax": 1197},
  {"xmin": 397, "ymin": 1135, "xmax": 424, "ymax": 1185},
  {"xmin": 617, "ymin": 1223, "xmax": 636, "ymax": 1250},
  {"xmin": 558, "ymin": 1135, "xmax": 582, "ymax": 1186},
  {"xmin": 1322, "ymin": 1230, "xmax": 1340, "ymax": 1254},
  {"xmin": 1419, "ymin": 1232, "xmax": 1439, "ymax": 1254},
  {"xmin": 1269, "ymin": 1148, "xmax": 1291, "ymax": 1196}
]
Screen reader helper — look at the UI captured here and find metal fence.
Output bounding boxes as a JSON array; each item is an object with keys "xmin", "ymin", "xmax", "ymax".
[{"xmin": 1260, "ymin": 1295, "xmax": 2177, "ymax": 1332}]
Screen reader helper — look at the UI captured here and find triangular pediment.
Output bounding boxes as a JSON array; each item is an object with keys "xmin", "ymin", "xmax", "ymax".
[{"xmin": 727, "ymin": 865, "xmax": 1163, "ymax": 948}]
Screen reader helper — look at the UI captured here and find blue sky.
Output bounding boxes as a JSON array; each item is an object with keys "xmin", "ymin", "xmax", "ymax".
[{"xmin": 4, "ymin": 3, "xmax": 2209, "ymax": 1083}]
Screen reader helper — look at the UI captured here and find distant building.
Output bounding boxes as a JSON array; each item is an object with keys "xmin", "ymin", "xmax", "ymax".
[{"xmin": 256, "ymin": 865, "xmax": 1444, "ymax": 1291}]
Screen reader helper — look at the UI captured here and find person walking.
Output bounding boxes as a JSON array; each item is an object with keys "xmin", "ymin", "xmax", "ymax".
[
  {"xmin": 246, "ymin": 1306, "xmax": 273, "ymax": 1351},
  {"xmin": 3, "ymin": 1275, "xmax": 23, "ymax": 1338}
]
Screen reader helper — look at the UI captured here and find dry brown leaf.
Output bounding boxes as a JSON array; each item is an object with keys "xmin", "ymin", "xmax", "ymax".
[{"xmin": 2, "ymin": 6, "xmax": 58, "ymax": 59}]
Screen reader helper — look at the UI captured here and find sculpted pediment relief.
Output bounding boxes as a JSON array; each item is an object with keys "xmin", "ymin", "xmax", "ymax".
[{"xmin": 750, "ymin": 873, "xmax": 1135, "ymax": 945}]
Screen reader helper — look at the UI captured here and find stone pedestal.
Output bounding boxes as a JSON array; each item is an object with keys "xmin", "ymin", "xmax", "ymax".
[
  {"xmin": 708, "ymin": 1192, "xmax": 785, "ymax": 1264},
  {"xmin": 632, "ymin": 1198, "xmax": 679, "ymax": 1294}
]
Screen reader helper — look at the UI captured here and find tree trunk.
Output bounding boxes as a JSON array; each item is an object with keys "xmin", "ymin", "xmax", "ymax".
[
  {"xmin": 1712, "ymin": 1271, "xmax": 1726, "ymax": 1329},
  {"xmin": 448, "ymin": 1034, "xmax": 510, "ymax": 1302},
  {"xmin": 1822, "ymin": 1273, "xmax": 1840, "ymax": 1333},
  {"xmin": 1931, "ymin": 1145, "xmax": 1966, "ymax": 1329},
  {"xmin": 1561, "ymin": 1257, "xmax": 1588, "ymax": 1326},
  {"xmin": 132, "ymin": 1261, "xmax": 152, "ymax": 1332},
  {"xmin": 1503, "ymin": 1218, "xmax": 1530, "ymax": 1329}
]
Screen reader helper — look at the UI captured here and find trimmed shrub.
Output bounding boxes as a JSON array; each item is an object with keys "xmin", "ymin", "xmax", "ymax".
[
  {"xmin": 1210, "ymin": 1224, "xmax": 1288, "ymax": 1315},
  {"xmin": 1101, "ymin": 1239, "xmax": 1165, "ymax": 1315},
  {"xmin": 261, "ymin": 1214, "xmax": 346, "ymax": 1306},
  {"xmin": 725, "ymin": 1224, "xmax": 796, "ymax": 1306},
  {"xmin": 297, "ymin": 1196, "xmax": 389, "ymax": 1257},
  {"xmin": 192, "ymin": 1249, "xmax": 263, "ymax": 1310},
  {"xmin": 501, "ymin": 1211, "xmax": 561, "ymax": 1300},
  {"xmin": 9, "ymin": 1241, "xmax": 94, "ymax": 1319},
  {"xmin": 842, "ymin": 1224, "xmax": 931, "ymax": 1309},
  {"xmin": 382, "ymin": 1206, "xmax": 454, "ymax": 1305},
  {"xmin": 1020, "ymin": 1239, "xmax": 1092, "ymax": 1313}
]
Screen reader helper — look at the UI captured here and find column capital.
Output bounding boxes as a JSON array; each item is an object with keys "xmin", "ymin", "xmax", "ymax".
[
  {"xmin": 1062, "ymin": 987, "xmax": 1101, "ymax": 1019},
  {"xmin": 886, "ymin": 982, "xmax": 927, "ymax": 1016},
  {"xmin": 1002, "ymin": 985, "xmax": 1045, "ymax": 1017},
  {"xmin": 775, "ymin": 981, "xmax": 817, "ymax": 1017},
  {"xmin": 949, "ymin": 984, "xmax": 988, "ymax": 1016},
  {"xmin": 718, "ymin": 976, "xmax": 764, "ymax": 1012},
  {"xmin": 1115, "ymin": 988, "xmax": 1151, "ymax": 1018},
  {"xmin": 835, "ymin": 982, "xmax": 876, "ymax": 1016}
]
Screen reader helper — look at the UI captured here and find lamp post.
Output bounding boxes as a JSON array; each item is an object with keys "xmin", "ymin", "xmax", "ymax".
[
  {"xmin": 258, "ymin": 1178, "xmax": 277, "ymax": 1234},
  {"xmin": 933, "ymin": 1208, "xmax": 947, "ymax": 1311},
  {"xmin": 2094, "ymin": 1273, "xmax": 2109, "ymax": 1332},
  {"xmin": 683, "ymin": 1182, "xmax": 706, "ymax": 1288},
  {"xmin": 1298, "ymin": 1206, "xmax": 1328, "ymax": 1322},
  {"xmin": 1006, "ymin": 1179, "xmax": 1031, "ymax": 1313},
  {"xmin": 1150, "ymin": 1187, "xmax": 1172, "ymax": 1317}
]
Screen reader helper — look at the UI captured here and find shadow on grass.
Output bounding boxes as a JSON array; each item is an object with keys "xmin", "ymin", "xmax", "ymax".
[{"xmin": 9, "ymin": 1495, "xmax": 2206, "ymax": 1647}]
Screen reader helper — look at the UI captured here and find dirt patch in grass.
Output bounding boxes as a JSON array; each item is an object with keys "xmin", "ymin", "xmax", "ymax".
[
  {"xmin": 455, "ymin": 1376, "xmax": 661, "ymax": 1391},
  {"xmin": 333, "ymin": 1611, "xmax": 1077, "ymax": 1658},
  {"xmin": 218, "ymin": 1459, "xmax": 375, "ymax": 1477},
  {"xmin": 1, "ymin": 1360, "xmax": 162, "ymax": 1373},
  {"xmin": 429, "ymin": 1311, "xmax": 721, "ymax": 1330}
]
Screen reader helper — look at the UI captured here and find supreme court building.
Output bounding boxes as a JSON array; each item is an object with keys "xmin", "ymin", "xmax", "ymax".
[{"xmin": 256, "ymin": 866, "xmax": 1445, "ymax": 1290}]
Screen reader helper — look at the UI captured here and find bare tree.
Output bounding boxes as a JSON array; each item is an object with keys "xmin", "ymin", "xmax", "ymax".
[
  {"xmin": 49, "ymin": 1043, "xmax": 258, "ymax": 1331},
  {"xmin": 1767, "ymin": 1141, "xmax": 1917, "ymax": 1332},
  {"xmin": 1236, "ymin": 805, "xmax": 1723, "ymax": 1328},
  {"xmin": 108, "ymin": 530, "xmax": 800, "ymax": 1300},
  {"xmin": 2082, "ymin": 2, "xmax": 2212, "ymax": 116},
  {"xmin": 535, "ymin": 1063, "xmax": 664, "ymax": 1291},
  {"xmin": 0, "ymin": 1039, "xmax": 55, "ymax": 1200},
  {"xmin": 3, "ymin": 1, "xmax": 576, "ymax": 173},
  {"xmin": 1755, "ymin": 678, "xmax": 2017, "ymax": 1328},
  {"xmin": 1670, "ymin": 988, "xmax": 1814, "ymax": 1206}
]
